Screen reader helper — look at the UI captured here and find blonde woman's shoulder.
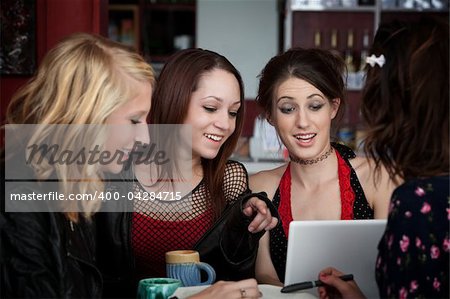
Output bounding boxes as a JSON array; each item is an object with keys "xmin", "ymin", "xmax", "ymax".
[{"xmin": 249, "ymin": 163, "xmax": 288, "ymax": 200}]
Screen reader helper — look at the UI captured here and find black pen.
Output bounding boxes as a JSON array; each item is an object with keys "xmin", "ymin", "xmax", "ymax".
[{"xmin": 281, "ymin": 274, "xmax": 354, "ymax": 293}]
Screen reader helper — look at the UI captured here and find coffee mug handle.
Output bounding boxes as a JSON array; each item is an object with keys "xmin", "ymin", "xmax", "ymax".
[{"xmin": 195, "ymin": 262, "xmax": 216, "ymax": 285}]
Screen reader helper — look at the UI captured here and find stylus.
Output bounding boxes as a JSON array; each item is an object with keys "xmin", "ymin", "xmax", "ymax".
[{"xmin": 281, "ymin": 274, "xmax": 354, "ymax": 293}]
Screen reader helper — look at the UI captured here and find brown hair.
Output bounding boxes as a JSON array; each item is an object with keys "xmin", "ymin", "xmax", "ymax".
[
  {"xmin": 149, "ymin": 48, "xmax": 245, "ymax": 218},
  {"xmin": 256, "ymin": 47, "xmax": 346, "ymax": 127},
  {"xmin": 361, "ymin": 17, "xmax": 449, "ymax": 181}
]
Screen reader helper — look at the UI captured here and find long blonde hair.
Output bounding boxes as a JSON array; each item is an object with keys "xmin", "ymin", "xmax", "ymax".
[{"xmin": 6, "ymin": 33, "xmax": 155, "ymax": 221}]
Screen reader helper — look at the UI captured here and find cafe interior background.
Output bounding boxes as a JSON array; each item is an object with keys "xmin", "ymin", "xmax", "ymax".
[{"xmin": 1, "ymin": 0, "xmax": 448, "ymax": 173}]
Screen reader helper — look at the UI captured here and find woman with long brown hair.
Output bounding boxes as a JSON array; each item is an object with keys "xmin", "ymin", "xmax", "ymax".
[
  {"xmin": 96, "ymin": 48, "xmax": 278, "ymax": 297},
  {"xmin": 135, "ymin": 47, "xmax": 254, "ymax": 277},
  {"xmin": 318, "ymin": 17, "xmax": 449, "ymax": 299}
]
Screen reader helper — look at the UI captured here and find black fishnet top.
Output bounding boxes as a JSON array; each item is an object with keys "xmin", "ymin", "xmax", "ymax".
[{"xmin": 131, "ymin": 160, "xmax": 249, "ymax": 278}]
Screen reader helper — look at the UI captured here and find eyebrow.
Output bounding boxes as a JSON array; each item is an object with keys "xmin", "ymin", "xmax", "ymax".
[
  {"xmin": 201, "ymin": 96, "xmax": 241, "ymax": 106},
  {"xmin": 276, "ymin": 93, "xmax": 324, "ymax": 103},
  {"xmin": 307, "ymin": 93, "xmax": 325, "ymax": 100},
  {"xmin": 276, "ymin": 96, "xmax": 294, "ymax": 103}
]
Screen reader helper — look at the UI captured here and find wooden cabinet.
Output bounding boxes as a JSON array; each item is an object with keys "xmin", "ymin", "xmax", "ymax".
[
  {"xmin": 108, "ymin": 0, "xmax": 196, "ymax": 67},
  {"xmin": 285, "ymin": 1, "xmax": 449, "ymax": 51},
  {"xmin": 141, "ymin": 1, "xmax": 196, "ymax": 63}
]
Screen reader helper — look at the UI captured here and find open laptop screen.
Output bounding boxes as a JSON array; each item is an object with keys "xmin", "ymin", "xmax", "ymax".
[{"xmin": 284, "ymin": 219, "xmax": 387, "ymax": 298}]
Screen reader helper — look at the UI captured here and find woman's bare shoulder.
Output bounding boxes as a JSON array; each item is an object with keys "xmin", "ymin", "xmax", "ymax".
[
  {"xmin": 348, "ymin": 155, "xmax": 370, "ymax": 169},
  {"xmin": 350, "ymin": 156, "xmax": 398, "ymax": 214},
  {"xmin": 249, "ymin": 164, "xmax": 288, "ymax": 200},
  {"xmin": 350, "ymin": 156, "xmax": 392, "ymax": 184}
]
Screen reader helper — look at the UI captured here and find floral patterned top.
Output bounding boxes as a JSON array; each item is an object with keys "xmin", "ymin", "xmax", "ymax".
[{"xmin": 376, "ymin": 176, "xmax": 449, "ymax": 299}]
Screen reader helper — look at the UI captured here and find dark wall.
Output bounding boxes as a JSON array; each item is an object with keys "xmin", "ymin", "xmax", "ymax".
[{"xmin": 1, "ymin": 0, "xmax": 107, "ymax": 125}]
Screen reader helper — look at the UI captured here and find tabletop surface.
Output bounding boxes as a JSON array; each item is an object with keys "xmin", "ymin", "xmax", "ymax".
[{"xmin": 172, "ymin": 284, "xmax": 318, "ymax": 299}]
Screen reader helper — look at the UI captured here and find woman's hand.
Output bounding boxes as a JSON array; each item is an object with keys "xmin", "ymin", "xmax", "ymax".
[
  {"xmin": 242, "ymin": 197, "xmax": 278, "ymax": 233},
  {"xmin": 317, "ymin": 268, "xmax": 366, "ymax": 299},
  {"xmin": 187, "ymin": 279, "xmax": 262, "ymax": 299}
]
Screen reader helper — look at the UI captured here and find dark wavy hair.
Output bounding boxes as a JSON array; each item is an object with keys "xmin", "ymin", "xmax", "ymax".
[
  {"xmin": 256, "ymin": 47, "xmax": 346, "ymax": 128},
  {"xmin": 149, "ymin": 48, "xmax": 245, "ymax": 218},
  {"xmin": 361, "ymin": 17, "xmax": 449, "ymax": 181}
]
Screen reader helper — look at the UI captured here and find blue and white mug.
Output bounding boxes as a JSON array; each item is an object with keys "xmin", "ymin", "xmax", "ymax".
[{"xmin": 165, "ymin": 250, "xmax": 216, "ymax": 287}]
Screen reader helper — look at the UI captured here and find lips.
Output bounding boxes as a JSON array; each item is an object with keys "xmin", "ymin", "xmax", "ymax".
[{"xmin": 204, "ymin": 133, "xmax": 223, "ymax": 142}]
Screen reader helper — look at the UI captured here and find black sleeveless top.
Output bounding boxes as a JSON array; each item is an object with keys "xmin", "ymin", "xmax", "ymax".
[{"xmin": 269, "ymin": 143, "xmax": 374, "ymax": 282}]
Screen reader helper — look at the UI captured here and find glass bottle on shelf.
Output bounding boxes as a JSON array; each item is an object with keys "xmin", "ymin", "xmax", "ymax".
[
  {"xmin": 330, "ymin": 29, "xmax": 340, "ymax": 56},
  {"xmin": 314, "ymin": 30, "xmax": 322, "ymax": 48},
  {"xmin": 344, "ymin": 29, "xmax": 357, "ymax": 90}
]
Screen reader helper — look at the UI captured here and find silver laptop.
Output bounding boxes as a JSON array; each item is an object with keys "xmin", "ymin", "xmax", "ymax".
[{"xmin": 284, "ymin": 219, "xmax": 387, "ymax": 298}]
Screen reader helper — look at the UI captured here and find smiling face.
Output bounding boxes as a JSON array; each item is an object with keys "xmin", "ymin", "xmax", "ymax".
[
  {"xmin": 102, "ymin": 78, "xmax": 152, "ymax": 174},
  {"xmin": 271, "ymin": 77, "xmax": 340, "ymax": 161},
  {"xmin": 184, "ymin": 68, "xmax": 241, "ymax": 161}
]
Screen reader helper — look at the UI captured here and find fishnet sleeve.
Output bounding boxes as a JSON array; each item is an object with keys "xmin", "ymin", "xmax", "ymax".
[{"xmin": 223, "ymin": 160, "xmax": 249, "ymax": 204}]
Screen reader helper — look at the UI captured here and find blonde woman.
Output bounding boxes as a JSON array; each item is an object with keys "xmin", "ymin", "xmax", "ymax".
[{"xmin": 1, "ymin": 33, "xmax": 155, "ymax": 298}]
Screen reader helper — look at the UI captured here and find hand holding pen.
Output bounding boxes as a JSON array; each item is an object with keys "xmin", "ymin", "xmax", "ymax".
[
  {"xmin": 281, "ymin": 274, "xmax": 354, "ymax": 293},
  {"xmin": 317, "ymin": 267, "xmax": 367, "ymax": 299}
]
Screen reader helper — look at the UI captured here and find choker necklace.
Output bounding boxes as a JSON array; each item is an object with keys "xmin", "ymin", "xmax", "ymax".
[{"xmin": 290, "ymin": 146, "xmax": 334, "ymax": 165}]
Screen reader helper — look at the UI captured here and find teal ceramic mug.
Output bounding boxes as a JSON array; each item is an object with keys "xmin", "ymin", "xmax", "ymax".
[
  {"xmin": 137, "ymin": 278, "xmax": 181, "ymax": 299},
  {"xmin": 165, "ymin": 250, "xmax": 216, "ymax": 287}
]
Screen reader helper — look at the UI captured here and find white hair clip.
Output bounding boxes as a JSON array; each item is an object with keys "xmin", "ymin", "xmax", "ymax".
[{"xmin": 366, "ymin": 54, "xmax": 386, "ymax": 68}]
